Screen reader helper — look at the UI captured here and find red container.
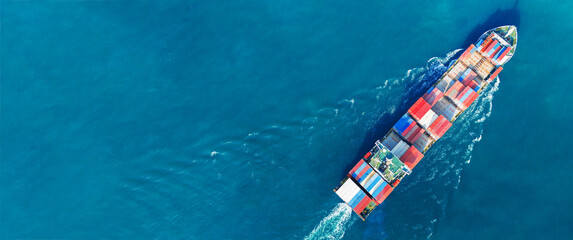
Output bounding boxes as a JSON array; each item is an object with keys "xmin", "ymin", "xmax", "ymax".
[
  {"xmin": 364, "ymin": 152, "xmax": 372, "ymax": 159},
  {"xmin": 462, "ymin": 91, "xmax": 479, "ymax": 108},
  {"xmin": 490, "ymin": 44, "xmax": 503, "ymax": 59},
  {"xmin": 436, "ymin": 119, "xmax": 452, "ymax": 137},
  {"xmin": 374, "ymin": 184, "xmax": 394, "ymax": 204},
  {"xmin": 497, "ymin": 47, "xmax": 511, "ymax": 60},
  {"xmin": 356, "ymin": 165, "xmax": 370, "ymax": 179},
  {"xmin": 402, "ymin": 121, "xmax": 416, "ymax": 137},
  {"xmin": 483, "ymin": 39, "xmax": 498, "ymax": 54},
  {"xmin": 405, "ymin": 126, "xmax": 424, "ymax": 144},
  {"xmin": 423, "ymin": 88, "xmax": 444, "ymax": 106},
  {"xmin": 349, "ymin": 159, "xmax": 365, "ymax": 174},
  {"xmin": 399, "ymin": 146, "xmax": 424, "ymax": 169},
  {"xmin": 409, "ymin": 98, "xmax": 431, "ymax": 120},
  {"xmin": 487, "ymin": 67, "xmax": 503, "ymax": 82},
  {"xmin": 460, "ymin": 44, "xmax": 474, "ymax": 59},
  {"xmin": 445, "ymin": 81, "xmax": 464, "ymax": 99},
  {"xmin": 353, "ymin": 196, "xmax": 372, "ymax": 215},
  {"xmin": 480, "ymin": 35, "xmax": 493, "ymax": 51},
  {"xmin": 428, "ymin": 115, "xmax": 446, "ymax": 134}
]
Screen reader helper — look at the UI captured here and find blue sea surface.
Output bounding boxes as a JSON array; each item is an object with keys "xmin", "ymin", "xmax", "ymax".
[{"xmin": 2, "ymin": 0, "xmax": 572, "ymax": 239}]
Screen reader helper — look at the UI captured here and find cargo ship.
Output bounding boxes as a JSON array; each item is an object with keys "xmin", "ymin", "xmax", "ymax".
[{"xmin": 334, "ymin": 26, "xmax": 517, "ymax": 220}]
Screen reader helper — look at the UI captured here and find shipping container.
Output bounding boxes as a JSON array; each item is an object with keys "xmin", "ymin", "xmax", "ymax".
[
  {"xmin": 428, "ymin": 115, "xmax": 452, "ymax": 137},
  {"xmin": 348, "ymin": 190, "xmax": 366, "ymax": 208},
  {"xmin": 462, "ymin": 91, "xmax": 479, "ymax": 108},
  {"xmin": 478, "ymin": 35, "xmax": 493, "ymax": 52},
  {"xmin": 423, "ymin": 87, "xmax": 444, "ymax": 106},
  {"xmin": 368, "ymin": 178, "xmax": 386, "ymax": 196},
  {"xmin": 445, "ymin": 81, "xmax": 464, "ymax": 101},
  {"xmin": 399, "ymin": 146, "xmax": 424, "ymax": 169},
  {"xmin": 431, "ymin": 97, "xmax": 448, "ymax": 115},
  {"xmin": 413, "ymin": 131, "xmax": 435, "ymax": 153},
  {"xmin": 374, "ymin": 184, "xmax": 394, "ymax": 204},
  {"xmin": 403, "ymin": 123, "xmax": 424, "ymax": 144},
  {"xmin": 391, "ymin": 140, "xmax": 410, "ymax": 159},
  {"xmin": 436, "ymin": 74, "xmax": 454, "ymax": 92},
  {"xmin": 493, "ymin": 46, "xmax": 505, "ymax": 60},
  {"xmin": 350, "ymin": 160, "xmax": 367, "ymax": 177},
  {"xmin": 441, "ymin": 100, "xmax": 461, "ymax": 122},
  {"xmin": 371, "ymin": 181, "xmax": 388, "ymax": 201},
  {"xmin": 460, "ymin": 44, "xmax": 475, "ymax": 59},
  {"xmin": 486, "ymin": 42, "xmax": 501, "ymax": 57},
  {"xmin": 356, "ymin": 167, "xmax": 371, "ymax": 182},
  {"xmin": 483, "ymin": 39, "xmax": 498, "ymax": 54},
  {"xmin": 335, "ymin": 179, "xmax": 362, "ymax": 203},
  {"xmin": 419, "ymin": 109, "xmax": 439, "ymax": 128},
  {"xmin": 358, "ymin": 170, "xmax": 376, "ymax": 185},
  {"xmin": 497, "ymin": 47, "xmax": 512, "ymax": 61},
  {"xmin": 408, "ymin": 98, "xmax": 432, "ymax": 120},
  {"xmin": 382, "ymin": 131, "xmax": 401, "ymax": 150},
  {"xmin": 353, "ymin": 196, "xmax": 373, "ymax": 215},
  {"xmin": 407, "ymin": 128, "xmax": 425, "ymax": 144},
  {"xmin": 393, "ymin": 114, "xmax": 414, "ymax": 134},
  {"xmin": 487, "ymin": 67, "xmax": 503, "ymax": 82}
]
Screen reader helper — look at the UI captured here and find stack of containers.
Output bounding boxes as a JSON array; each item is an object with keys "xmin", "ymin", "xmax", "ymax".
[
  {"xmin": 486, "ymin": 41, "xmax": 501, "ymax": 59},
  {"xmin": 408, "ymin": 98, "xmax": 432, "ymax": 121},
  {"xmin": 459, "ymin": 44, "xmax": 475, "ymax": 60},
  {"xmin": 393, "ymin": 114, "xmax": 425, "ymax": 144},
  {"xmin": 476, "ymin": 35, "xmax": 493, "ymax": 52},
  {"xmin": 390, "ymin": 140, "xmax": 410, "ymax": 159},
  {"xmin": 481, "ymin": 39, "xmax": 498, "ymax": 55},
  {"xmin": 436, "ymin": 75, "xmax": 454, "ymax": 93},
  {"xmin": 418, "ymin": 109, "xmax": 439, "ymax": 129},
  {"xmin": 382, "ymin": 131, "xmax": 401, "ymax": 150},
  {"xmin": 335, "ymin": 179, "xmax": 363, "ymax": 207},
  {"xmin": 461, "ymin": 78, "xmax": 481, "ymax": 92},
  {"xmin": 347, "ymin": 191, "xmax": 369, "ymax": 214},
  {"xmin": 445, "ymin": 81, "xmax": 465, "ymax": 105},
  {"xmin": 413, "ymin": 132, "xmax": 435, "ymax": 153},
  {"xmin": 349, "ymin": 160, "xmax": 369, "ymax": 179},
  {"xmin": 398, "ymin": 145, "xmax": 424, "ymax": 169},
  {"xmin": 455, "ymin": 86, "xmax": 479, "ymax": 110},
  {"xmin": 447, "ymin": 62, "xmax": 466, "ymax": 79},
  {"xmin": 496, "ymin": 47, "xmax": 511, "ymax": 62},
  {"xmin": 422, "ymin": 86, "xmax": 444, "ymax": 106},
  {"xmin": 431, "ymin": 97, "xmax": 461, "ymax": 122},
  {"xmin": 352, "ymin": 195, "xmax": 372, "ymax": 215},
  {"xmin": 487, "ymin": 67, "xmax": 503, "ymax": 82},
  {"xmin": 477, "ymin": 60, "xmax": 495, "ymax": 79},
  {"xmin": 393, "ymin": 114, "xmax": 414, "ymax": 135},
  {"xmin": 428, "ymin": 115, "xmax": 453, "ymax": 138},
  {"xmin": 373, "ymin": 183, "xmax": 393, "ymax": 204},
  {"xmin": 347, "ymin": 160, "xmax": 397, "ymax": 213}
]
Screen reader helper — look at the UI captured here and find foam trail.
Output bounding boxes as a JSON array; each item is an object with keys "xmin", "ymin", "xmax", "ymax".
[{"xmin": 304, "ymin": 203, "xmax": 354, "ymax": 240}]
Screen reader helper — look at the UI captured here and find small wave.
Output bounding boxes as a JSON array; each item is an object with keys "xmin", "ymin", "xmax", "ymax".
[{"xmin": 304, "ymin": 203, "xmax": 354, "ymax": 240}]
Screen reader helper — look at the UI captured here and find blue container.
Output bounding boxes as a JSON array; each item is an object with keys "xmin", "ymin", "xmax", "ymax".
[
  {"xmin": 393, "ymin": 114, "xmax": 412, "ymax": 134},
  {"xmin": 372, "ymin": 181, "xmax": 388, "ymax": 199},
  {"xmin": 352, "ymin": 162, "xmax": 367, "ymax": 178},
  {"xmin": 349, "ymin": 191, "xmax": 365, "ymax": 208}
]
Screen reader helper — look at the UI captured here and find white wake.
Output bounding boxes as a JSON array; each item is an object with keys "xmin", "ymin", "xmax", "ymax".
[{"xmin": 304, "ymin": 203, "xmax": 354, "ymax": 240}]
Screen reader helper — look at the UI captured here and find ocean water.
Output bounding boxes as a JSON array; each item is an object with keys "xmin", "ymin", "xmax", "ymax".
[{"xmin": 2, "ymin": 0, "xmax": 573, "ymax": 239}]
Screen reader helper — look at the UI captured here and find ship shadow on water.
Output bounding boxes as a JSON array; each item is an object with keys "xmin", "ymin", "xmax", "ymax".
[{"xmin": 341, "ymin": 3, "xmax": 520, "ymax": 237}]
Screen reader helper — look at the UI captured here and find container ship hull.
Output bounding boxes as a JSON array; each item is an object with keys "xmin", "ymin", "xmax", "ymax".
[{"xmin": 334, "ymin": 26, "xmax": 518, "ymax": 220}]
